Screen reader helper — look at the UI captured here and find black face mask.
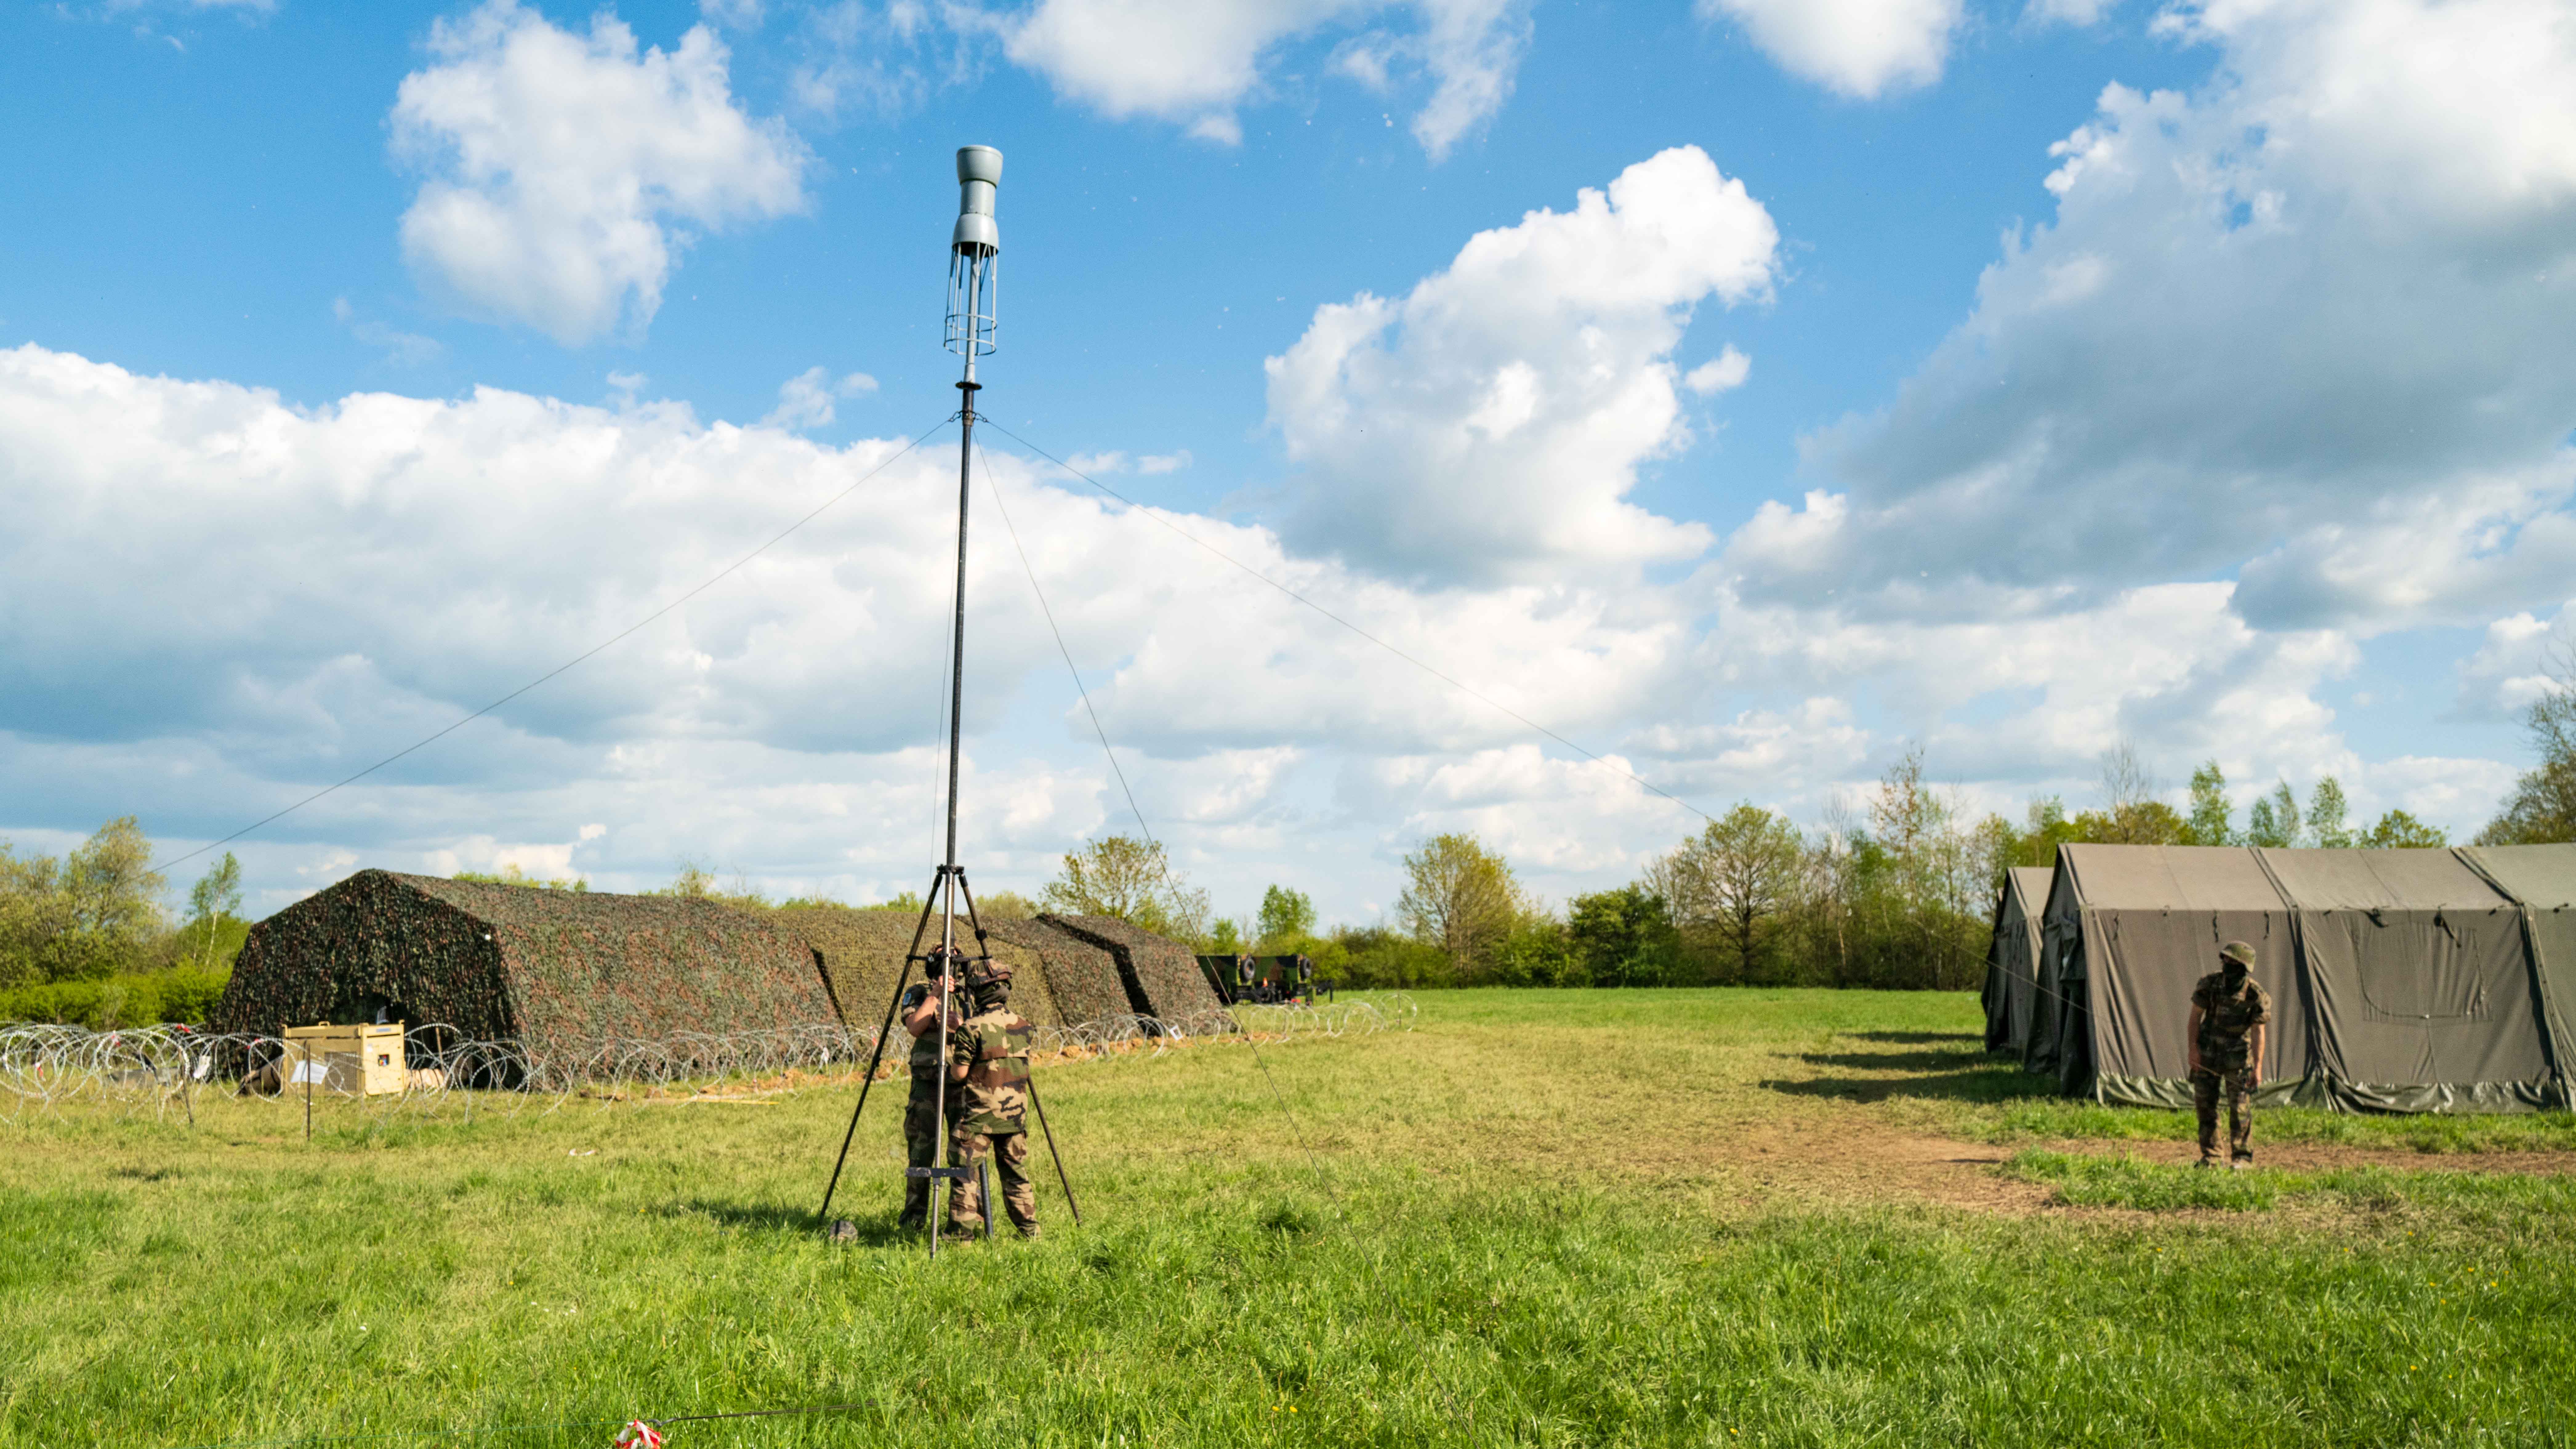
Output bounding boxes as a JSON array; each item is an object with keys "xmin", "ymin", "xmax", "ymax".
[{"xmin": 2223, "ymin": 962, "xmax": 2249, "ymax": 986}]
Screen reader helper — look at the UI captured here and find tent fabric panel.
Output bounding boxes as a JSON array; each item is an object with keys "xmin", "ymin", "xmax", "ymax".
[
  {"xmin": 2028, "ymin": 868, "xmax": 2083, "ymax": 1076},
  {"xmin": 2457, "ymin": 844, "xmax": 2576, "ymax": 1105},
  {"xmin": 2459, "ymin": 844, "xmax": 2576, "ymax": 908},
  {"xmin": 2054, "ymin": 911, "xmax": 2099, "ymax": 1096},
  {"xmin": 2256, "ymin": 847, "xmax": 2510, "ymax": 911},
  {"xmin": 2296, "ymin": 903, "xmax": 2552, "ymax": 1109},
  {"xmin": 1982, "ymin": 868, "xmax": 2054, "ymax": 1056},
  {"xmin": 2058, "ymin": 844, "xmax": 2286, "ymax": 911},
  {"xmin": 2092, "ymin": 1074, "xmax": 2326, "ymax": 1110},
  {"xmin": 2002, "ymin": 869, "xmax": 2050, "ymax": 1056},
  {"xmin": 2085, "ymin": 906, "xmax": 2307, "ymax": 1083}
]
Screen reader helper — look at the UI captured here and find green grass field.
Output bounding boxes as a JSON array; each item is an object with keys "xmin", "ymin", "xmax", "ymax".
[{"xmin": 6, "ymin": 989, "xmax": 2574, "ymax": 1448}]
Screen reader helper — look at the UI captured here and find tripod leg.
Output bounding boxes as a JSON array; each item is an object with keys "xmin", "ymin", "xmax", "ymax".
[
  {"xmin": 979, "ymin": 1161, "xmax": 993, "ymax": 1241},
  {"xmin": 817, "ymin": 962, "xmax": 915, "ymax": 1226},
  {"xmin": 1027, "ymin": 1074, "xmax": 1080, "ymax": 1227}
]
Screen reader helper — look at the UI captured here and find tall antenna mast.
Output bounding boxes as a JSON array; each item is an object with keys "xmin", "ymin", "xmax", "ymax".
[
  {"xmin": 940, "ymin": 145, "xmax": 1001, "ymax": 958},
  {"xmin": 814, "ymin": 148, "xmax": 1079, "ymax": 1245}
]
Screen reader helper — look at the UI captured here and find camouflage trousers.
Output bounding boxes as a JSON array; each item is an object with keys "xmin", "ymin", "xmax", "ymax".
[
  {"xmin": 947, "ymin": 1125, "xmax": 1038, "ymax": 1237},
  {"xmin": 901, "ymin": 1087, "xmax": 941, "ymax": 1225},
  {"xmin": 2193, "ymin": 1065, "xmax": 2256, "ymax": 1161}
]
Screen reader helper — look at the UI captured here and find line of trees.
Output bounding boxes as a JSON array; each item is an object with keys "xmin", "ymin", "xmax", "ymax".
[
  {"xmin": 0, "ymin": 818, "xmax": 245, "ymax": 1026},
  {"xmin": 11, "ymin": 654, "xmax": 2568, "ymax": 1014},
  {"xmin": 1137, "ymin": 666, "xmax": 2576, "ymax": 991}
]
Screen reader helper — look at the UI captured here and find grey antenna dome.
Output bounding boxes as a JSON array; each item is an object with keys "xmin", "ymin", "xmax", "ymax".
[{"xmin": 952, "ymin": 145, "xmax": 1003, "ymax": 258}]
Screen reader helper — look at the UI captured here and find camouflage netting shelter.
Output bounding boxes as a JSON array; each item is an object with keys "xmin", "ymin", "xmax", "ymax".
[
  {"xmin": 986, "ymin": 917, "xmax": 1133, "ymax": 1025},
  {"xmin": 1979, "ymin": 867, "xmax": 2055, "ymax": 1059},
  {"xmin": 212, "ymin": 871, "xmax": 833, "ymax": 1044},
  {"xmin": 2032, "ymin": 843, "xmax": 2576, "ymax": 1113},
  {"xmin": 1043, "ymin": 914, "xmax": 1228, "ymax": 1021},
  {"xmin": 764, "ymin": 906, "xmax": 1064, "ymax": 1030}
]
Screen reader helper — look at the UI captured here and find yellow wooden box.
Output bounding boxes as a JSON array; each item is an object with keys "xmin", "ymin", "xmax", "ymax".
[{"xmin": 281, "ymin": 1022, "xmax": 407, "ymax": 1096}]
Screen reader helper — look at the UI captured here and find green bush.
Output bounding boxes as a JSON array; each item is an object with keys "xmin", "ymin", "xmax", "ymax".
[{"xmin": 0, "ymin": 964, "xmax": 232, "ymax": 1028}]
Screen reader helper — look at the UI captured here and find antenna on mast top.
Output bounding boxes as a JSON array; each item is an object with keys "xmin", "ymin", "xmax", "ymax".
[{"xmin": 945, "ymin": 146, "xmax": 1002, "ymax": 381}]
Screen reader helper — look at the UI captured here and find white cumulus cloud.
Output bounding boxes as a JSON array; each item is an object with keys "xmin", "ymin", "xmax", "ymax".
[
  {"xmin": 995, "ymin": 0, "xmax": 1530, "ymax": 159},
  {"xmin": 1698, "ymin": 0, "xmax": 1964, "ymax": 99},
  {"xmin": 1267, "ymin": 145, "xmax": 1777, "ymax": 584},
  {"xmin": 1726, "ymin": 0, "xmax": 2576, "ymax": 639},
  {"xmin": 391, "ymin": 0, "xmax": 809, "ymax": 345},
  {"xmin": 761, "ymin": 367, "xmax": 879, "ymax": 430}
]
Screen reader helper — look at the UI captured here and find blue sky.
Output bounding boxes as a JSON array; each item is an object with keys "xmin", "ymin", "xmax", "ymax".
[{"xmin": 4, "ymin": 0, "xmax": 2573, "ymax": 925}]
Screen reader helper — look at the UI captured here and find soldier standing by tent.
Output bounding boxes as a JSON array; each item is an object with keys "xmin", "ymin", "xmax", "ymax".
[
  {"xmin": 896, "ymin": 947, "xmax": 965, "ymax": 1230},
  {"xmin": 2188, "ymin": 940, "xmax": 2271, "ymax": 1170},
  {"xmin": 946, "ymin": 961, "xmax": 1041, "ymax": 1239}
]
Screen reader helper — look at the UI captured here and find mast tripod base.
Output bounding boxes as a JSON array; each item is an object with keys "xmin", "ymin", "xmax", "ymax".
[{"xmin": 812, "ymin": 863, "xmax": 1078, "ymax": 1253}]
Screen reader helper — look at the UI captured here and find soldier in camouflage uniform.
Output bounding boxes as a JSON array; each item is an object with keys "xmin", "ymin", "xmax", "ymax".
[
  {"xmin": 945, "ymin": 960, "xmax": 1040, "ymax": 1239},
  {"xmin": 2188, "ymin": 940, "xmax": 2272, "ymax": 1170},
  {"xmin": 896, "ymin": 946, "xmax": 964, "ymax": 1230}
]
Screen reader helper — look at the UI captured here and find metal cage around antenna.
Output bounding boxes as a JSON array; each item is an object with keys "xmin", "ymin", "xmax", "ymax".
[
  {"xmin": 944, "ymin": 146, "xmax": 1002, "ymax": 362},
  {"xmin": 944, "ymin": 250, "xmax": 997, "ymax": 359}
]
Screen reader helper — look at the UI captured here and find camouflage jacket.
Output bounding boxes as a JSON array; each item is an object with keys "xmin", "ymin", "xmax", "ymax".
[
  {"xmin": 903, "ymin": 983, "xmax": 958, "ymax": 1091},
  {"xmin": 947, "ymin": 1006, "xmax": 1034, "ymax": 1134},
  {"xmin": 2190, "ymin": 971, "xmax": 2272, "ymax": 1071}
]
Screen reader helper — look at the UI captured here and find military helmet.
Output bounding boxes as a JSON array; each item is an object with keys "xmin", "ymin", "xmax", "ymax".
[
  {"xmin": 2219, "ymin": 940, "xmax": 2256, "ymax": 968},
  {"xmin": 965, "ymin": 959, "xmax": 1014, "ymax": 1008}
]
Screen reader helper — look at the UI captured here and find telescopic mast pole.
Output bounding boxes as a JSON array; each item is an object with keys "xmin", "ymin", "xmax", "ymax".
[{"xmin": 928, "ymin": 144, "xmax": 1003, "ymax": 1257}]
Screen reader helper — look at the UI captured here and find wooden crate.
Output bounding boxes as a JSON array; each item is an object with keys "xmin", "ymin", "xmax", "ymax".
[{"xmin": 280, "ymin": 1022, "xmax": 407, "ymax": 1096}]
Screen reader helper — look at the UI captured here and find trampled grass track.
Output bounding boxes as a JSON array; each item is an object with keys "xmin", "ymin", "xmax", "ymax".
[{"xmin": 4, "ymin": 989, "xmax": 2572, "ymax": 1448}]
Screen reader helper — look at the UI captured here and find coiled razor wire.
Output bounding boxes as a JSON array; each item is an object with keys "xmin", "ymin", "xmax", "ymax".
[{"xmin": 0, "ymin": 994, "xmax": 1415, "ymax": 1125}]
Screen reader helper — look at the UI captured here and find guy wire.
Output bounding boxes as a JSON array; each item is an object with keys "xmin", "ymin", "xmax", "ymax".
[
  {"xmin": 980, "ymin": 419, "xmax": 1717, "ymax": 829},
  {"xmin": 153, "ymin": 417, "xmax": 958, "ymax": 876},
  {"xmin": 979, "ymin": 443, "xmax": 1340, "ymax": 1213}
]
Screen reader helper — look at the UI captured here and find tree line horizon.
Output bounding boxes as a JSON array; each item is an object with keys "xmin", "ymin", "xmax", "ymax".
[{"xmin": 6, "ymin": 653, "xmax": 2570, "ymax": 1019}]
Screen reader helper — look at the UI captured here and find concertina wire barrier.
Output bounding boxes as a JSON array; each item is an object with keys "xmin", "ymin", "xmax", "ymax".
[{"xmin": 0, "ymin": 994, "xmax": 1416, "ymax": 1125}]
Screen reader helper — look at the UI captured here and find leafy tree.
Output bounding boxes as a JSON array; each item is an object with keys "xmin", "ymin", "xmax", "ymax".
[
  {"xmin": 2361, "ymin": 810, "xmax": 2448, "ymax": 848},
  {"xmin": 1041, "ymin": 835, "xmax": 1210, "ymax": 941},
  {"xmin": 972, "ymin": 890, "xmax": 1037, "ymax": 921},
  {"xmin": 2308, "ymin": 776, "xmax": 2354, "ymax": 849},
  {"xmin": 1488, "ymin": 913, "xmax": 1580, "ymax": 987},
  {"xmin": 1396, "ymin": 832, "xmax": 1524, "ymax": 980},
  {"xmin": 455, "ymin": 863, "xmax": 588, "ymax": 891},
  {"xmin": 1567, "ymin": 885, "xmax": 1681, "ymax": 987},
  {"xmin": 0, "ymin": 818, "xmax": 168, "ymax": 986},
  {"xmin": 2477, "ymin": 648, "xmax": 2576, "ymax": 845},
  {"xmin": 1997, "ymin": 795, "xmax": 2089, "ymax": 870},
  {"xmin": 1255, "ymin": 884, "xmax": 1317, "ymax": 944},
  {"xmin": 2183, "ymin": 761, "xmax": 2236, "ymax": 845},
  {"xmin": 2246, "ymin": 782, "xmax": 2303, "ymax": 848},
  {"xmin": 1205, "ymin": 918, "xmax": 1245, "ymax": 954},
  {"xmin": 182, "ymin": 851, "xmax": 244, "ymax": 971},
  {"xmin": 649, "ymin": 861, "xmax": 773, "ymax": 910},
  {"xmin": 1648, "ymin": 804, "xmax": 1802, "ymax": 983}
]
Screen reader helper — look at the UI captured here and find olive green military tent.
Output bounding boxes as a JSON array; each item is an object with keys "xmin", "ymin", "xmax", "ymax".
[
  {"xmin": 1979, "ymin": 867, "xmax": 2055, "ymax": 1057},
  {"xmin": 2035, "ymin": 843, "xmax": 2576, "ymax": 1113},
  {"xmin": 212, "ymin": 870, "xmax": 834, "ymax": 1046}
]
